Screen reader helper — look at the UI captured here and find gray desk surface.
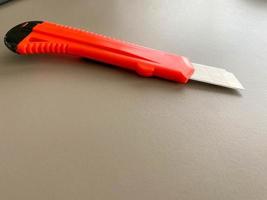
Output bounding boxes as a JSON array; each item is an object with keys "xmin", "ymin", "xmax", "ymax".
[{"xmin": 0, "ymin": 0, "xmax": 267, "ymax": 200}]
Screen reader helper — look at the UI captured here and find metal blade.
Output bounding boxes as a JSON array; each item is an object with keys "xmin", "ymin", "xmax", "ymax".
[{"xmin": 190, "ymin": 63, "xmax": 244, "ymax": 90}]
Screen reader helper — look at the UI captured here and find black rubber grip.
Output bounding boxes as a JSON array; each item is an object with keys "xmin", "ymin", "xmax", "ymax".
[{"xmin": 4, "ymin": 21, "xmax": 43, "ymax": 53}]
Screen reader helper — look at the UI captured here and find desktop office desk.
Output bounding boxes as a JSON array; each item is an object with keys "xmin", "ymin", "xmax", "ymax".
[{"xmin": 0, "ymin": 1, "xmax": 266, "ymax": 200}]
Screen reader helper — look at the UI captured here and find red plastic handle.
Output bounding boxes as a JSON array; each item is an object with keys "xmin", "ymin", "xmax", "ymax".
[{"xmin": 14, "ymin": 21, "xmax": 195, "ymax": 83}]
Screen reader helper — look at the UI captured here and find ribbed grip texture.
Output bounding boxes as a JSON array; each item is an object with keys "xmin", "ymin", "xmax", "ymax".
[
  {"xmin": 52, "ymin": 23, "xmax": 143, "ymax": 48},
  {"xmin": 20, "ymin": 42, "xmax": 68, "ymax": 54}
]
